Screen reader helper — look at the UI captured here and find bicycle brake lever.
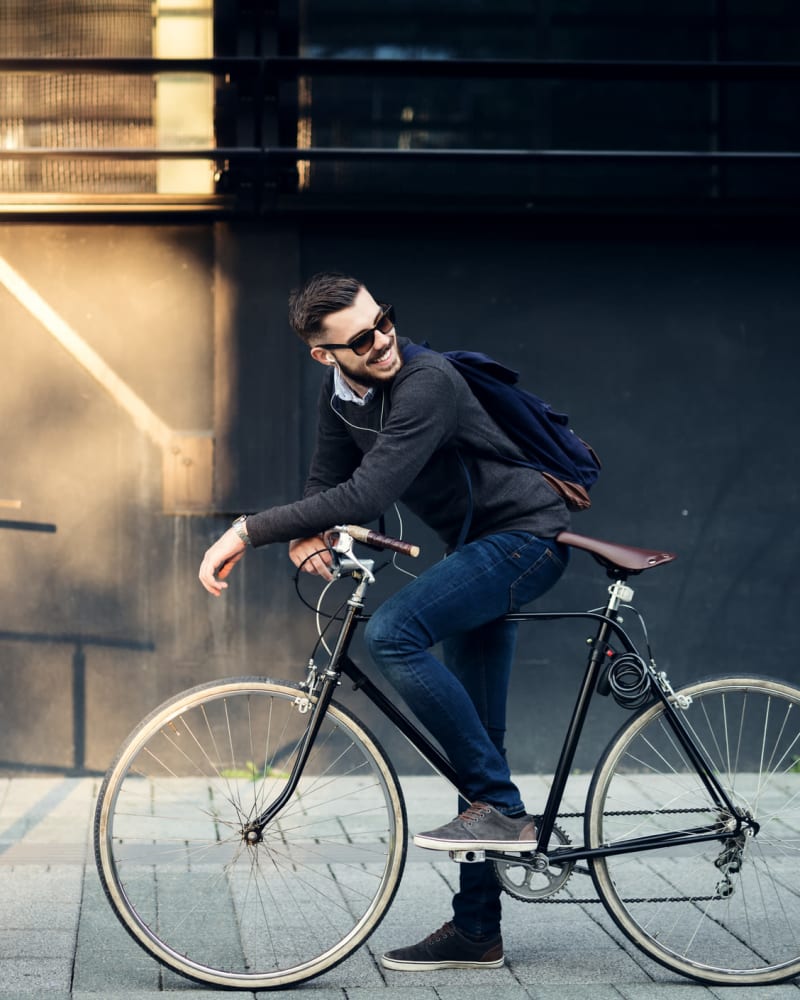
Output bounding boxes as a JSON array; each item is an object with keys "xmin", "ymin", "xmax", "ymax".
[
  {"xmin": 326, "ymin": 529, "xmax": 375, "ymax": 582},
  {"xmin": 326, "ymin": 529, "xmax": 354, "ymax": 556}
]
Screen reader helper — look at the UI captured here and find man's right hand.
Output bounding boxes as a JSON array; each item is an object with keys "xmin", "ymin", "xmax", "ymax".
[
  {"xmin": 289, "ymin": 535, "xmax": 335, "ymax": 581},
  {"xmin": 199, "ymin": 527, "xmax": 247, "ymax": 596}
]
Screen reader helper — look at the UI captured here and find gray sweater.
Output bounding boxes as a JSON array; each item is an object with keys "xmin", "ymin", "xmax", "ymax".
[{"xmin": 246, "ymin": 341, "xmax": 569, "ymax": 550}]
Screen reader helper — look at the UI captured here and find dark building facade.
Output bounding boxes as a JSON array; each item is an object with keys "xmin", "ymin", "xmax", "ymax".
[{"xmin": 1, "ymin": 2, "xmax": 799, "ymax": 774}]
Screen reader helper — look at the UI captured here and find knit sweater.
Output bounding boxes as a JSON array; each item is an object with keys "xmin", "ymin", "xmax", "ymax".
[{"xmin": 246, "ymin": 339, "xmax": 570, "ymax": 550}]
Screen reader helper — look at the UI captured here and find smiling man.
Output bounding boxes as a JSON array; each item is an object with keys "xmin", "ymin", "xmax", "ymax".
[{"xmin": 198, "ymin": 271, "xmax": 570, "ymax": 972}]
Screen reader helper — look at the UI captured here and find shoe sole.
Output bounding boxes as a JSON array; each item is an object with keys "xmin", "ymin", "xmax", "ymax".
[
  {"xmin": 413, "ymin": 834, "xmax": 538, "ymax": 851},
  {"xmin": 381, "ymin": 955, "xmax": 505, "ymax": 971}
]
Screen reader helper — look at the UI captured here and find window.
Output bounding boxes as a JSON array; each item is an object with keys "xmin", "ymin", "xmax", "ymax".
[{"xmin": 0, "ymin": 0, "xmax": 216, "ymax": 208}]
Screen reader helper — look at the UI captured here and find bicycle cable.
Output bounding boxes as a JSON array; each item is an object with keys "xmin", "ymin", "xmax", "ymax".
[
  {"xmin": 291, "ymin": 543, "xmax": 358, "ymax": 613},
  {"xmin": 388, "ymin": 503, "xmax": 418, "ymax": 580},
  {"xmin": 291, "ymin": 540, "xmax": 394, "ymax": 657},
  {"xmin": 587, "ymin": 601, "xmax": 654, "ymax": 662},
  {"xmin": 589, "ymin": 601, "xmax": 656, "ymax": 709}
]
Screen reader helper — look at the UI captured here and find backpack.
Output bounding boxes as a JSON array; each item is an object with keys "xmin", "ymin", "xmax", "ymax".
[{"xmin": 402, "ymin": 342, "xmax": 601, "ymax": 515}]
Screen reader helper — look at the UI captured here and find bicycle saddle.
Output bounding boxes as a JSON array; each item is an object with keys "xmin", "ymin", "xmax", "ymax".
[{"xmin": 556, "ymin": 531, "xmax": 676, "ymax": 575}]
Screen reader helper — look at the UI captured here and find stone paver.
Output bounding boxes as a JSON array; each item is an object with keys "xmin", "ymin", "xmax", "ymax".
[{"xmin": 4, "ymin": 776, "xmax": 799, "ymax": 998}]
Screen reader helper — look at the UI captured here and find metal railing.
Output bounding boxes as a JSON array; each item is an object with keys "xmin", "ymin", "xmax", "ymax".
[{"xmin": 2, "ymin": 55, "xmax": 799, "ymax": 213}]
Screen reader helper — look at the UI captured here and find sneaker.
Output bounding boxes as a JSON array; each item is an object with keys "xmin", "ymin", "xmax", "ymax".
[
  {"xmin": 413, "ymin": 801, "xmax": 538, "ymax": 851},
  {"xmin": 381, "ymin": 921, "xmax": 504, "ymax": 971}
]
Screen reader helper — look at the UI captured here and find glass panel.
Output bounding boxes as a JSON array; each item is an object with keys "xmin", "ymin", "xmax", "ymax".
[
  {"xmin": 0, "ymin": 0, "xmax": 215, "ymax": 199},
  {"xmin": 293, "ymin": 0, "xmax": 800, "ymax": 206}
]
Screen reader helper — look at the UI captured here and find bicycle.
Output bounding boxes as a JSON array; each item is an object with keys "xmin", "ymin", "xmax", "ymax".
[{"xmin": 94, "ymin": 524, "xmax": 800, "ymax": 990}]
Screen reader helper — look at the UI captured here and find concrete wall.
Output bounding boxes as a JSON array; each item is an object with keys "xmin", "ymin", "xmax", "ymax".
[{"xmin": 1, "ymin": 216, "xmax": 798, "ymax": 777}]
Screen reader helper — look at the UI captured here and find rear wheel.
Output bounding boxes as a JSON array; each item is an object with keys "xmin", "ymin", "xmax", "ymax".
[
  {"xmin": 94, "ymin": 677, "xmax": 407, "ymax": 989},
  {"xmin": 587, "ymin": 676, "xmax": 800, "ymax": 985}
]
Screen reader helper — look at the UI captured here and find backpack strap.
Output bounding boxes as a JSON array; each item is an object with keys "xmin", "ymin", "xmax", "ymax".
[
  {"xmin": 454, "ymin": 451, "xmax": 473, "ymax": 551},
  {"xmin": 403, "ymin": 342, "xmax": 474, "ymax": 549}
]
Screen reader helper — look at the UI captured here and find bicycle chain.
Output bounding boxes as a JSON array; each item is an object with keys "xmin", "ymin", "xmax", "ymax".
[
  {"xmin": 519, "ymin": 809, "xmax": 719, "ymax": 904},
  {"xmin": 525, "ymin": 894, "xmax": 716, "ymax": 904},
  {"xmin": 557, "ymin": 807, "xmax": 711, "ymax": 818}
]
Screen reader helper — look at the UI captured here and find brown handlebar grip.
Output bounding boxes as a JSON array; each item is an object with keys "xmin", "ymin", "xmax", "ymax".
[{"xmin": 344, "ymin": 525, "xmax": 420, "ymax": 558}]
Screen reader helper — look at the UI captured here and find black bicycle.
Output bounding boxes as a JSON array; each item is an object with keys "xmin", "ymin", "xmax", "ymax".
[{"xmin": 94, "ymin": 525, "xmax": 800, "ymax": 989}]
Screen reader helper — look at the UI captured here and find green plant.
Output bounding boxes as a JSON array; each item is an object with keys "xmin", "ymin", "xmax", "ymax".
[{"xmin": 219, "ymin": 761, "xmax": 290, "ymax": 781}]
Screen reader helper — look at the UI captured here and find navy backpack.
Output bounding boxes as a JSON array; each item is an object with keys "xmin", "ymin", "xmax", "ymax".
[{"xmin": 403, "ymin": 342, "xmax": 601, "ymax": 517}]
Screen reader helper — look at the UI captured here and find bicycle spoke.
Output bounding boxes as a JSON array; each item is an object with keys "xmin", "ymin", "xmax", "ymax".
[
  {"xmin": 588, "ymin": 677, "xmax": 800, "ymax": 986},
  {"xmin": 95, "ymin": 679, "xmax": 406, "ymax": 989}
]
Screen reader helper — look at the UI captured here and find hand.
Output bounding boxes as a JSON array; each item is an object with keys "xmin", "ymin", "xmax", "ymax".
[
  {"xmin": 289, "ymin": 535, "xmax": 334, "ymax": 582},
  {"xmin": 199, "ymin": 527, "xmax": 247, "ymax": 596}
]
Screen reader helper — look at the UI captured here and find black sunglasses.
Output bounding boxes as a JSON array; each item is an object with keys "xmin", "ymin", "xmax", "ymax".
[{"xmin": 318, "ymin": 304, "xmax": 395, "ymax": 357}]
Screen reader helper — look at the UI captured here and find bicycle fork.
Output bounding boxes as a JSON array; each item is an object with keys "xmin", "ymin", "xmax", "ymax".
[{"xmin": 242, "ymin": 567, "xmax": 372, "ymax": 843}]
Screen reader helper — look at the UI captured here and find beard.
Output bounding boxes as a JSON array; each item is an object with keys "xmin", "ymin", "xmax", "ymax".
[
  {"xmin": 336, "ymin": 361, "xmax": 384, "ymax": 391},
  {"xmin": 335, "ymin": 337, "xmax": 401, "ymax": 390}
]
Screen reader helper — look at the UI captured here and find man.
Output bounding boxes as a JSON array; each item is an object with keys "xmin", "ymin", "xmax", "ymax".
[{"xmin": 199, "ymin": 271, "xmax": 570, "ymax": 971}]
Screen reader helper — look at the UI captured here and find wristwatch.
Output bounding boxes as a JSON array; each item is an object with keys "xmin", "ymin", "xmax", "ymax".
[{"xmin": 231, "ymin": 514, "xmax": 251, "ymax": 546}]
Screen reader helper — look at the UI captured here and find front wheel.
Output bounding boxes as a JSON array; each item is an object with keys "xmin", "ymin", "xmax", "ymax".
[
  {"xmin": 586, "ymin": 676, "xmax": 800, "ymax": 986},
  {"xmin": 94, "ymin": 677, "xmax": 407, "ymax": 990}
]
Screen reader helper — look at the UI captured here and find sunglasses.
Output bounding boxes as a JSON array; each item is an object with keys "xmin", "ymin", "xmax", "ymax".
[{"xmin": 317, "ymin": 303, "xmax": 395, "ymax": 357}]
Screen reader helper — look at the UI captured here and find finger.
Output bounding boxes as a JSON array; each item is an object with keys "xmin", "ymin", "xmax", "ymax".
[
  {"xmin": 311, "ymin": 559, "xmax": 334, "ymax": 581},
  {"xmin": 300, "ymin": 550, "xmax": 323, "ymax": 576},
  {"xmin": 289, "ymin": 548, "xmax": 309, "ymax": 570},
  {"xmin": 310, "ymin": 552, "xmax": 334, "ymax": 581},
  {"xmin": 217, "ymin": 549, "xmax": 245, "ymax": 581},
  {"xmin": 198, "ymin": 548, "xmax": 230, "ymax": 595},
  {"xmin": 199, "ymin": 560, "xmax": 226, "ymax": 595},
  {"xmin": 290, "ymin": 536, "xmax": 327, "ymax": 569},
  {"xmin": 199, "ymin": 573, "xmax": 225, "ymax": 596}
]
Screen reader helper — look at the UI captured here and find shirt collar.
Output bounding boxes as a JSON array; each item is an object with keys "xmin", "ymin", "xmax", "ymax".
[{"xmin": 332, "ymin": 365, "xmax": 374, "ymax": 406}]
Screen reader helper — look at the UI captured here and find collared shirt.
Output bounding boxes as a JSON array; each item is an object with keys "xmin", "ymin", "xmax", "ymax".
[{"xmin": 333, "ymin": 365, "xmax": 374, "ymax": 406}]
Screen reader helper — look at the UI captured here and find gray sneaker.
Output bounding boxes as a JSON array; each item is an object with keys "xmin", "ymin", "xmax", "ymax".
[
  {"xmin": 382, "ymin": 921, "xmax": 504, "ymax": 971},
  {"xmin": 413, "ymin": 801, "xmax": 538, "ymax": 851}
]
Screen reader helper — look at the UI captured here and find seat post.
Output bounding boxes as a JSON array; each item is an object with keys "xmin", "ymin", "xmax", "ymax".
[{"xmin": 605, "ymin": 575, "xmax": 636, "ymax": 614}]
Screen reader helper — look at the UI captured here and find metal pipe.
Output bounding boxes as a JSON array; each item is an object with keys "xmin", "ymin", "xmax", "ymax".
[
  {"xmin": 1, "ymin": 56, "xmax": 799, "ymax": 81},
  {"xmin": 1, "ymin": 147, "xmax": 798, "ymax": 162}
]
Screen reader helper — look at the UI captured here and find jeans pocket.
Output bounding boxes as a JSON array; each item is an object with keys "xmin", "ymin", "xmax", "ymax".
[{"xmin": 508, "ymin": 539, "xmax": 568, "ymax": 612}]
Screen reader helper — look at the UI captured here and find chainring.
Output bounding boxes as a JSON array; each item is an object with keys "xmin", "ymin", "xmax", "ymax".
[{"xmin": 493, "ymin": 822, "xmax": 573, "ymax": 901}]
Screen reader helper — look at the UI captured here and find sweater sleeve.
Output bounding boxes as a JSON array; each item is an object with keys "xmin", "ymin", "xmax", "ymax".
[
  {"xmin": 245, "ymin": 364, "xmax": 457, "ymax": 547},
  {"xmin": 302, "ymin": 378, "xmax": 362, "ymax": 498}
]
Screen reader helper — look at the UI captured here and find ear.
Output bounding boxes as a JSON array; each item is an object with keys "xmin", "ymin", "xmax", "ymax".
[{"xmin": 309, "ymin": 346, "xmax": 337, "ymax": 366}]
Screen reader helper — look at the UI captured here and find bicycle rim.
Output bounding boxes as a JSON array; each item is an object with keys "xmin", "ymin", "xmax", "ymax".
[
  {"xmin": 587, "ymin": 676, "xmax": 800, "ymax": 985},
  {"xmin": 94, "ymin": 677, "xmax": 407, "ymax": 989}
]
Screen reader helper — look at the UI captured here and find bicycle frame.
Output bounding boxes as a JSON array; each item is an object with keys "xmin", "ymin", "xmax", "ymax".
[{"xmin": 252, "ymin": 564, "xmax": 750, "ymax": 867}]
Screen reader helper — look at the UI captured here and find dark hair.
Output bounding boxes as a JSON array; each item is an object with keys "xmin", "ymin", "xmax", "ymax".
[{"xmin": 288, "ymin": 272, "xmax": 363, "ymax": 342}]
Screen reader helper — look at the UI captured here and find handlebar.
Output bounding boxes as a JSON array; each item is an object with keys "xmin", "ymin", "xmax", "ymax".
[{"xmin": 342, "ymin": 524, "xmax": 420, "ymax": 559}]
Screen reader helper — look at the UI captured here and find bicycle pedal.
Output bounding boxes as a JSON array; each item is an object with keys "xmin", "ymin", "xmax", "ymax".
[{"xmin": 448, "ymin": 849, "xmax": 486, "ymax": 863}]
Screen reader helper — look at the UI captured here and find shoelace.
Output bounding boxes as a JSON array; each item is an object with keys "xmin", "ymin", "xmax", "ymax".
[
  {"xmin": 427, "ymin": 922, "xmax": 456, "ymax": 943},
  {"xmin": 457, "ymin": 802, "xmax": 492, "ymax": 824}
]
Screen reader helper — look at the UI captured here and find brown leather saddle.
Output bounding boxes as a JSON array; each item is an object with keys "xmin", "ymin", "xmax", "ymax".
[{"xmin": 556, "ymin": 531, "xmax": 676, "ymax": 577}]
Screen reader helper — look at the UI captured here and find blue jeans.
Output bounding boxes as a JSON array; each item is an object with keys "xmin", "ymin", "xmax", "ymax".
[{"xmin": 364, "ymin": 531, "xmax": 568, "ymax": 937}]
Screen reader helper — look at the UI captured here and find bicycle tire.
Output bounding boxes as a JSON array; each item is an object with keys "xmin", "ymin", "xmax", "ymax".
[
  {"xmin": 586, "ymin": 675, "xmax": 800, "ymax": 986},
  {"xmin": 94, "ymin": 677, "xmax": 407, "ymax": 990}
]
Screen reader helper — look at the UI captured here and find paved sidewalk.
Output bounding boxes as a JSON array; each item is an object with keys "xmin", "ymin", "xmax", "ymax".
[{"xmin": 1, "ymin": 774, "xmax": 798, "ymax": 1000}]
